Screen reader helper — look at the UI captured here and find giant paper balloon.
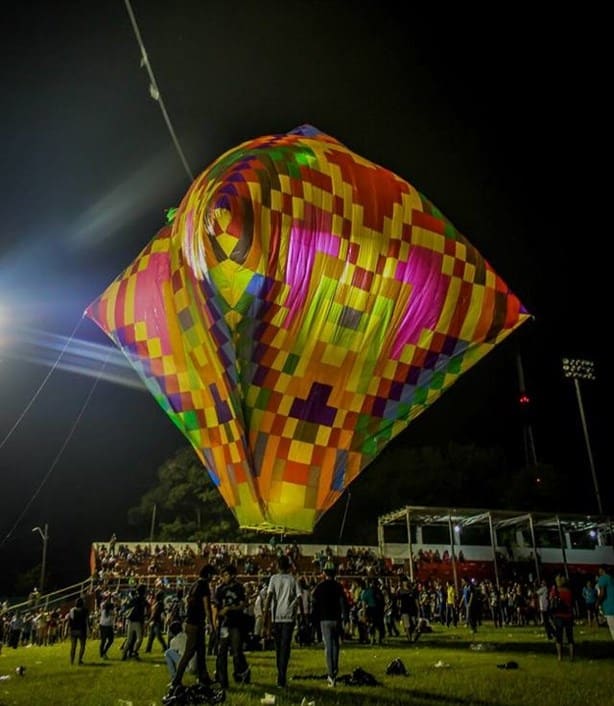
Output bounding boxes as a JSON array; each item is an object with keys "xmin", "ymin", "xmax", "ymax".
[{"xmin": 86, "ymin": 125, "xmax": 529, "ymax": 533}]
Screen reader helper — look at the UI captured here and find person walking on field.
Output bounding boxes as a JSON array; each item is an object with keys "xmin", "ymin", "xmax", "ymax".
[
  {"xmin": 166, "ymin": 565, "xmax": 220, "ymax": 703},
  {"xmin": 264, "ymin": 554, "xmax": 303, "ymax": 688},
  {"xmin": 68, "ymin": 597, "xmax": 88, "ymax": 665},
  {"xmin": 122, "ymin": 584, "xmax": 149, "ymax": 660},
  {"xmin": 311, "ymin": 562, "xmax": 348, "ymax": 688}
]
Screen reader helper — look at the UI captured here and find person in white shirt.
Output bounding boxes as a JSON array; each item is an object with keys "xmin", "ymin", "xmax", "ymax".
[
  {"xmin": 164, "ymin": 621, "xmax": 196, "ymax": 679},
  {"xmin": 252, "ymin": 580, "xmax": 268, "ymax": 644},
  {"xmin": 99, "ymin": 595, "xmax": 115, "ymax": 659},
  {"xmin": 264, "ymin": 554, "xmax": 303, "ymax": 688}
]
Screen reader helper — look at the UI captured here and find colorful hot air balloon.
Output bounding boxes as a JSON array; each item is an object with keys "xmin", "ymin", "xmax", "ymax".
[{"xmin": 86, "ymin": 125, "xmax": 529, "ymax": 533}]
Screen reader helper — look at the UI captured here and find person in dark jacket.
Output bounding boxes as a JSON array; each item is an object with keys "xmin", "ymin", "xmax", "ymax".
[
  {"xmin": 311, "ymin": 562, "xmax": 348, "ymax": 687},
  {"xmin": 213, "ymin": 564, "xmax": 250, "ymax": 688},
  {"xmin": 122, "ymin": 584, "xmax": 148, "ymax": 660},
  {"xmin": 68, "ymin": 597, "xmax": 88, "ymax": 665},
  {"xmin": 167, "ymin": 565, "xmax": 219, "ymax": 703},
  {"xmin": 145, "ymin": 591, "xmax": 168, "ymax": 653}
]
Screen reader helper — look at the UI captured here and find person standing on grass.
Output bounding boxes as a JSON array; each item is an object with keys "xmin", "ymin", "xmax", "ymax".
[
  {"xmin": 122, "ymin": 584, "xmax": 148, "ymax": 660},
  {"xmin": 582, "ymin": 579, "xmax": 598, "ymax": 628},
  {"xmin": 145, "ymin": 590, "xmax": 168, "ymax": 654},
  {"xmin": 445, "ymin": 580, "xmax": 458, "ymax": 627},
  {"xmin": 311, "ymin": 562, "xmax": 348, "ymax": 688},
  {"xmin": 167, "ymin": 565, "xmax": 218, "ymax": 702},
  {"xmin": 213, "ymin": 564, "xmax": 251, "ymax": 689},
  {"xmin": 68, "ymin": 597, "xmax": 88, "ymax": 665},
  {"xmin": 596, "ymin": 564, "xmax": 614, "ymax": 640},
  {"xmin": 550, "ymin": 574, "xmax": 574, "ymax": 662},
  {"xmin": 99, "ymin": 594, "xmax": 115, "ymax": 659},
  {"xmin": 396, "ymin": 576, "xmax": 419, "ymax": 641},
  {"xmin": 536, "ymin": 579, "xmax": 554, "ymax": 640},
  {"xmin": 466, "ymin": 580, "xmax": 482, "ymax": 635},
  {"xmin": 264, "ymin": 554, "xmax": 303, "ymax": 688}
]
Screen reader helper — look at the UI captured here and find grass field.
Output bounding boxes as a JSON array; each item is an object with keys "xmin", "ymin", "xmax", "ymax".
[{"xmin": 1, "ymin": 622, "xmax": 612, "ymax": 706}]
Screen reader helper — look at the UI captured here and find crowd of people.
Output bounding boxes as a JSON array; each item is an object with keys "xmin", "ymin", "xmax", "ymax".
[
  {"xmin": 91, "ymin": 537, "xmax": 385, "ymax": 585},
  {"xmin": 1, "ymin": 541, "xmax": 613, "ymax": 702}
]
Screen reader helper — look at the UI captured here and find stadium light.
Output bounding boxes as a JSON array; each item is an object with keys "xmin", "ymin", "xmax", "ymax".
[{"xmin": 562, "ymin": 358, "xmax": 602, "ymax": 514}]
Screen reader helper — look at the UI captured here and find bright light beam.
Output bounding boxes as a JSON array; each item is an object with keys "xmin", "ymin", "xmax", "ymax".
[{"xmin": 2, "ymin": 327, "xmax": 146, "ymax": 390}]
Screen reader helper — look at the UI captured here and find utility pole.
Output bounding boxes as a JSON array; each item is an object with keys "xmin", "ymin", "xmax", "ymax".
[
  {"xmin": 516, "ymin": 353, "xmax": 538, "ymax": 468},
  {"xmin": 149, "ymin": 503, "xmax": 157, "ymax": 551},
  {"xmin": 32, "ymin": 523, "xmax": 49, "ymax": 594}
]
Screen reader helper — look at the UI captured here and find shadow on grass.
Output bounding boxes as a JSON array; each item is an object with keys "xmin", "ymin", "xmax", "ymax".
[
  {"xmin": 492, "ymin": 640, "xmax": 613, "ymax": 660},
  {"xmin": 412, "ymin": 632, "xmax": 614, "ymax": 660},
  {"xmin": 275, "ymin": 676, "xmax": 513, "ymax": 706},
  {"xmin": 365, "ymin": 632, "xmax": 614, "ymax": 661}
]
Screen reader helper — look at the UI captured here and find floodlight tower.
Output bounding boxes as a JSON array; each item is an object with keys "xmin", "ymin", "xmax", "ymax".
[{"xmin": 561, "ymin": 358, "xmax": 602, "ymax": 514}]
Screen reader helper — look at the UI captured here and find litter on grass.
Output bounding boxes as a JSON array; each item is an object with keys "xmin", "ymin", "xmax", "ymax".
[{"xmin": 497, "ymin": 661, "xmax": 519, "ymax": 670}]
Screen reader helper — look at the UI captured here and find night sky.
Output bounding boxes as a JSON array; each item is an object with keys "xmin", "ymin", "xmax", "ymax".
[{"xmin": 0, "ymin": 2, "xmax": 610, "ymax": 592}]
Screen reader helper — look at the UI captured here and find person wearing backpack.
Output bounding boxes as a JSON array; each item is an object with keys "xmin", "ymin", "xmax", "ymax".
[{"xmin": 549, "ymin": 574, "xmax": 574, "ymax": 661}]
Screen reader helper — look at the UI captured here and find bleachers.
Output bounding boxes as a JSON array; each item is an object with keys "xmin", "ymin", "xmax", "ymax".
[
  {"xmin": 92, "ymin": 540, "xmax": 598, "ymax": 590},
  {"xmin": 91, "ymin": 541, "xmax": 505, "ymax": 587}
]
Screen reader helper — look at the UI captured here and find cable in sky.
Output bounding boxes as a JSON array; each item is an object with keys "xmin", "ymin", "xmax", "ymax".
[
  {"xmin": 0, "ymin": 316, "xmax": 85, "ymax": 454},
  {"xmin": 0, "ymin": 350, "xmax": 111, "ymax": 548},
  {"xmin": 123, "ymin": 0, "xmax": 195, "ymax": 183}
]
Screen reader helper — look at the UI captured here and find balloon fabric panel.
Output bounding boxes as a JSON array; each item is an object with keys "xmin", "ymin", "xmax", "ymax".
[{"xmin": 86, "ymin": 124, "xmax": 529, "ymax": 533}]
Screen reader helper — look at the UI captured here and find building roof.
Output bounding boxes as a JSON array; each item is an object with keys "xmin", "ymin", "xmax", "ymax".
[{"xmin": 378, "ymin": 506, "xmax": 613, "ymax": 534}]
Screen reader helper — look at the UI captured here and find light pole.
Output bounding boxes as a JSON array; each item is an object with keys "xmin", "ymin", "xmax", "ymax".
[
  {"xmin": 32, "ymin": 523, "xmax": 49, "ymax": 594},
  {"xmin": 562, "ymin": 358, "xmax": 602, "ymax": 514}
]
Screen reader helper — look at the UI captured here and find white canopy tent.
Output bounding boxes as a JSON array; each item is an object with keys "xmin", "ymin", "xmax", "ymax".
[{"xmin": 377, "ymin": 506, "xmax": 613, "ymax": 591}]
